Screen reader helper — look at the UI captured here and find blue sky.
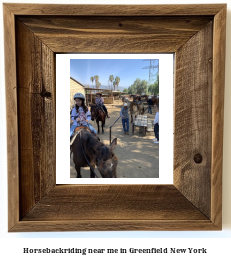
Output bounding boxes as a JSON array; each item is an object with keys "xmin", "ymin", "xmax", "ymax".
[{"xmin": 70, "ymin": 59, "xmax": 159, "ymax": 90}]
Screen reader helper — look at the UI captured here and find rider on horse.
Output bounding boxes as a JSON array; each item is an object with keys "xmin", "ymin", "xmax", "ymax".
[
  {"xmin": 95, "ymin": 93, "xmax": 110, "ymax": 118},
  {"xmin": 70, "ymin": 93, "xmax": 97, "ymax": 138}
]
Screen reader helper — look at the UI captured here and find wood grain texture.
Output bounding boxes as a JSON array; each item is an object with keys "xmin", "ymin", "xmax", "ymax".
[
  {"xmin": 3, "ymin": 4, "xmax": 20, "ymax": 231},
  {"xmin": 22, "ymin": 185, "xmax": 207, "ymax": 221},
  {"xmin": 211, "ymin": 5, "xmax": 226, "ymax": 228},
  {"xmin": 16, "ymin": 19, "xmax": 56, "ymax": 218},
  {"xmin": 3, "ymin": 3, "xmax": 225, "ymax": 16},
  {"xmin": 18, "ymin": 16, "xmax": 213, "ymax": 53},
  {"xmin": 11, "ymin": 220, "xmax": 219, "ymax": 232},
  {"xmin": 4, "ymin": 3, "xmax": 226, "ymax": 231},
  {"xmin": 174, "ymin": 22, "xmax": 213, "ymax": 218},
  {"xmin": 15, "ymin": 185, "xmax": 220, "ymax": 231}
]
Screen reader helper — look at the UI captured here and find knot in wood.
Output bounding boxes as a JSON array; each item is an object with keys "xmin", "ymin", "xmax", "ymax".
[
  {"xmin": 194, "ymin": 153, "xmax": 202, "ymax": 164},
  {"xmin": 40, "ymin": 90, "xmax": 52, "ymax": 99}
]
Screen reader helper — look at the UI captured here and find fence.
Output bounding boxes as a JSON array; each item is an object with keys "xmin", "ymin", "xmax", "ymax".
[
  {"xmin": 109, "ymin": 115, "xmax": 122, "ymax": 145},
  {"xmin": 109, "ymin": 105, "xmax": 149, "ymax": 144}
]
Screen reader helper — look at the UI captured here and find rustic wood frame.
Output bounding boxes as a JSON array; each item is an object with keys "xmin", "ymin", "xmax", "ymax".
[{"xmin": 4, "ymin": 4, "xmax": 226, "ymax": 232}]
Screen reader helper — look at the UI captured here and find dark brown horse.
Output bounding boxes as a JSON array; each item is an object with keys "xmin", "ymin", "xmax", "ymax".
[
  {"xmin": 72, "ymin": 129, "xmax": 118, "ymax": 178},
  {"xmin": 152, "ymin": 96, "xmax": 159, "ymax": 106},
  {"xmin": 90, "ymin": 105, "xmax": 106, "ymax": 133}
]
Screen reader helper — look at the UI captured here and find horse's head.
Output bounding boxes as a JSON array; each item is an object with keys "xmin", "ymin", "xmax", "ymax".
[
  {"xmin": 97, "ymin": 138, "xmax": 118, "ymax": 178},
  {"xmin": 90, "ymin": 105, "xmax": 97, "ymax": 121}
]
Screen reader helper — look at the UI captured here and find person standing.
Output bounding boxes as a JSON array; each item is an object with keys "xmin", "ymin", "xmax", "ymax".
[
  {"xmin": 153, "ymin": 105, "xmax": 159, "ymax": 143},
  {"xmin": 120, "ymin": 103, "xmax": 129, "ymax": 135},
  {"xmin": 147, "ymin": 96, "xmax": 153, "ymax": 114}
]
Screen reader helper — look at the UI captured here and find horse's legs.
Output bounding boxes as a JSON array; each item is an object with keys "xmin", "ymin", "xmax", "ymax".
[
  {"xmin": 75, "ymin": 164, "xmax": 82, "ymax": 178},
  {"xmin": 131, "ymin": 114, "xmax": 133, "ymax": 123},
  {"xmin": 102, "ymin": 121, "xmax": 104, "ymax": 133},
  {"xmin": 97, "ymin": 120, "xmax": 100, "ymax": 133}
]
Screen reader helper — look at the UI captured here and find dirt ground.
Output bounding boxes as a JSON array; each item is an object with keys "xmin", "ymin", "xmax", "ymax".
[{"xmin": 70, "ymin": 99, "xmax": 159, "ymax": 178}]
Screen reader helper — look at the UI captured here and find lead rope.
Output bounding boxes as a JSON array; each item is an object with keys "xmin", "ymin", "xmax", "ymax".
[{"xmin": 80, "ymin": 130, "xmax": 98, "ymax": 178}]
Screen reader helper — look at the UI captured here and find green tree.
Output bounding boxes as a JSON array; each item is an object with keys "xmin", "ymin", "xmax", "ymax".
[
  {"xmin": 127, "ymin": 85, "xmax": 135, "ymax": 94},
  {"xmin": 109, "ymin": 75, "xmax": 114, "ymax": 90},
  {"xmin": 128, "ymin": 78, "xmax": 148, "ymax": 95},
  {"xmin": 96, "ymin": 81, "xmax": 101, "ymax": 89},
  {"xmin": 90, "ymin": 76, "xmax": 94, "ymax": 88},
  {"xmin": 115, "ymin": 76, "xmax": 120, "ymax": 91},
  {"xmin": 148, "ymin": 74, "xmax": 159, "ymax": 95},
  {"xmin": 113, "ymin": 80, "xmax": 117, "ymax": 91},
  {"xmin": 94, "ymin": 75, "xmax": 99, "ymax": 88},
  {"xmin": 123, "ymin": 88, "xmax": 128, "ymax": 93}
]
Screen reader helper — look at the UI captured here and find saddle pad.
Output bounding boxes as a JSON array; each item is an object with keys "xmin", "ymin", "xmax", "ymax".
[
  {"xmin": 74, "ymin": 126, "xmax": 89, "ymax": 133},
  {"xmin": 70, "ymin": 126, "xmax": 90, "ymax": 146}
]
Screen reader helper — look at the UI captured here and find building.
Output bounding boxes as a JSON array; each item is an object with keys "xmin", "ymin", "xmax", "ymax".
[{"xmin": 70, "ymin": 77, "xmax": 85, "ymax": 108}]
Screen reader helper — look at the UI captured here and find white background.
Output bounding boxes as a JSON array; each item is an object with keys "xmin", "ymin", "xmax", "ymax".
[
  {"xmin": 0, "ymin": 0, "xmax": 231, "ymax": 260},
  {"xmin": 56, "ymin": 53, "xmax": 173, "ymax": 184}
]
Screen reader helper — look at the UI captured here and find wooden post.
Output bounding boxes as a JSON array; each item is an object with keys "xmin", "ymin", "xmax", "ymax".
[{"xmin": 90, "ymin": 90, "xmax": 92, "ymax": 104}]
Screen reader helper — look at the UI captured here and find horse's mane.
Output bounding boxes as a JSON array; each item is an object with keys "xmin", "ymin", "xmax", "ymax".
[
  {"xmin": 81, "ymin": 129, "xmax": 102, "ymax": 150},
  {"xmin": 81, "ymin": 130, "xmax": 113, "ymax": 160},
  {"xmin": 91, "ymin": 104, "xmax": 101, "ymax": 113}
]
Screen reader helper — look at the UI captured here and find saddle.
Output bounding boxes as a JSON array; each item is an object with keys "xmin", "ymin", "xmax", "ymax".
[
  {"xmin": 96, "ymin": 105, "xmax": 105, "ymax": 114},
  {"xmin": 74, "ymin": 125, "xmax": 89, "ymax": 133},
  {"xmin": 70, "ymin": 126, "xmax": 90, "ymax": 147}
]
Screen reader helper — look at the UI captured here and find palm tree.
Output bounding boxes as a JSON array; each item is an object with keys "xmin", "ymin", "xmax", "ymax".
[
  {"xmin": 115, "ymin": 76, "xmax": 120, "ymax": 91},
  {"xmin": 96, "ymin": 81, "xmax": 101, "ymax": 89},
  {"xmin": 90, "ymin": 76, "xmax": 94, "ymax": 88},
  {"xmin": 94, "ymin": 75, "xmax": 99, "ymax": 89},
  {"xmin": 113, "ymin": 80, "xmax": 117, "ymax": 91},
  {"xmin": 109, "ymin": 75, "xmax": 114, "ymax": 90}
]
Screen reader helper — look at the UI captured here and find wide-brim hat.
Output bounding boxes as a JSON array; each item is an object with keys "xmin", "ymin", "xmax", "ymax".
[{"xmin": 124, "ymin": 103, "xmax": 128, "ymax": 106}]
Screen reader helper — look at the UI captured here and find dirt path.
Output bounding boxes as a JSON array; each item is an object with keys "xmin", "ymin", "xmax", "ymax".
[{"xmin": 70, "ymin": 100, "xmax": 159, "ymax": 178}]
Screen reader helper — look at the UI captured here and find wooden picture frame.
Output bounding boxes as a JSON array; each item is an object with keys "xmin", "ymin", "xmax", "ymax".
[{"xmin": 4, "ymin": 4, "xmax": 226, "ymax": 232}]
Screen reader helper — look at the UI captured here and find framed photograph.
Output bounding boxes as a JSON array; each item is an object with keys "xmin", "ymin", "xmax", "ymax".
[
  {"xmin": 4, "ymin": 3, "xmax": 226, "ymax": 231},
  {"xmin": 56, "ymin": 53, "xmax": 173, "ymax": 184}
]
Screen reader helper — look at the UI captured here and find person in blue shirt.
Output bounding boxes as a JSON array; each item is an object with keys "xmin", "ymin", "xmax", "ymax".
[{"xmin": 120, "ymin": 103, "xmax": 129, "ymax": 135}]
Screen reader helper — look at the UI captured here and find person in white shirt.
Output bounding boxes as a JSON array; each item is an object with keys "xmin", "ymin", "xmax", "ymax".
[
  {"xmin": 153, "ymin": 105, "xmax": 159, "ymax": 143},
  {"xmin": 70, "ymin": 93, "xmax": 97, "ymax": 137}
]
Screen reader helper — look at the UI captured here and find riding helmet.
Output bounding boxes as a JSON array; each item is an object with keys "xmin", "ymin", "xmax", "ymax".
[{"xmin": 74, "ymin": 93, "xmax": 85, "ymax": 101}]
